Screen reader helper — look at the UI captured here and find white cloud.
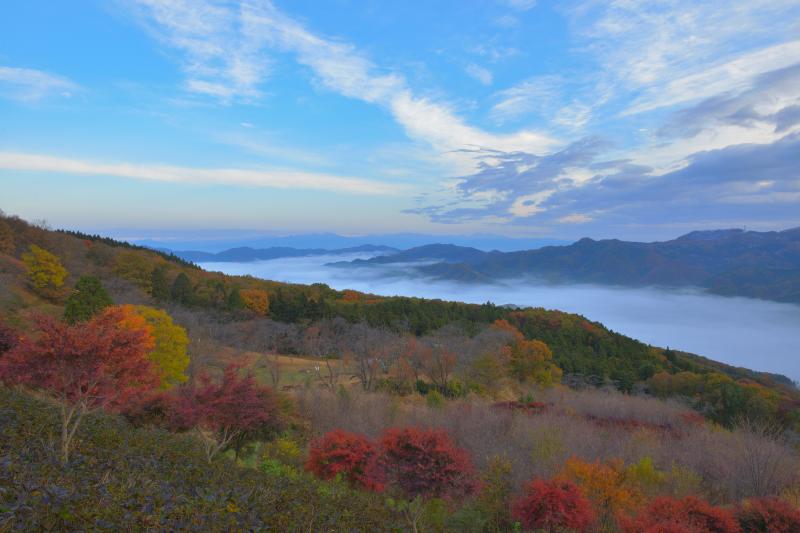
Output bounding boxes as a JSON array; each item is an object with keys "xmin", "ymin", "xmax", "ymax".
[
  {"xmin": 128, "ymin": 0, "xmax": 557, "ymax": 166},
  {"xmin": 0, "ymin": 66, "xmax": 78, "ymax": 102},
  {"xmin": 0, "ymin": 151, "xmax": 400, "ymax": 195},
  {"xmin": 557, "ymin": 213, "xmax": 592, "ymax": 224},
  {"xmin": 624, "ymin": 41, "xmax": 800, "ymax": 115},
  {"xmin": 499, "ymin": 0, "xmax": 537, "ymax": 11},
  {"xmin": 490, "ymin": 75, "xmax": 561, "ymax": 122},
  {"xmin": 129, "ymin": 0, "xmax": 270, "ymax": 102},
  {"xmin": 465, "ymin": 63, "xmax": 493, "ymax": 85}
]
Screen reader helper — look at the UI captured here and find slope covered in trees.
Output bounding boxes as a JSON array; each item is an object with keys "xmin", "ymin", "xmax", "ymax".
[{"xmin": 2, "ymin": 211, "xmax": 800, "ymax": 531}]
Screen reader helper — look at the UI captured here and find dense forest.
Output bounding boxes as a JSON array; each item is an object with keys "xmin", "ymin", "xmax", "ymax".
[{"xmin": 1, "ymin": 211, "xmax": 800, "ymax": 532}]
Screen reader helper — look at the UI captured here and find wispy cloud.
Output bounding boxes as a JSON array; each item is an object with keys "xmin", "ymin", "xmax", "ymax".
[
  {"xmin": 465, "ymin": 63, "xmax": 493, "ymax": 85},
  {"xmin": 0, "ymin": 151, "xmax": 401, "ymax": 195},
  {"xmin": 128, "ymin": 0, "xmax": 270, "ymax": 102},
  {"xmin": 127, "ymin": 0, "xmax": 557, "ymax": 162},
  {"xmin": 0, "ymin": 66, "xmax": 79, "ymax": 102}
]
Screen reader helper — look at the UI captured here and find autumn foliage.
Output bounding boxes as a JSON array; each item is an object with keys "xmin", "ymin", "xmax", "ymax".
[
  {"xmin": 170, "ymin": 364, "xmax": 284, "ymax": 462},
  {"xmin": 735, "ymin": 498, "xmax": 800, "ymax": 533},
  {"xmin": 240, "ymin": 288, "xmax": 270, "ymax": 316},
  {"xmin": 511, "ymin": 477, "xmax": 596, "ymax": 532},
  {"xmin": 306, "ymin": 429, "xmax": 382, "ymax": 490},
  {"xmin": 622, "ymin": 496, "xmax": 741, "ymax": 533},
  {"xmin": 0, "ymin": 308, "xmax": 158, "ymax": 461},
  {"xmin": 21, "ymin": 244, "xmax": 68, "ymax": 296},
  {"xmin": 379, "ymin": 427, "xmax": 478, "ymax": 500}
]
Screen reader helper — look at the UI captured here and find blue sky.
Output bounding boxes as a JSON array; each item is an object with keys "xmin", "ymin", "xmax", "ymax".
[{"xmin": 1, "ymin": 0, "xmax": 799, "ymax": 240}]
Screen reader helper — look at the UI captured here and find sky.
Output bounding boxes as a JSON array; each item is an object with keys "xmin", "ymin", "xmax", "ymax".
[{"xmin": 1, "ymin": 0, "xmax": 799, "ymax": 241}]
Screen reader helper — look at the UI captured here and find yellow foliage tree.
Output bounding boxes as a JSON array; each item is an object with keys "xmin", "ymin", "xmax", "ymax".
[
  {"xmin": 113, "ymin": 251, "xmax": 153, "ymax": 290},
  {"xmin": 508, "ymin": 339, "xmax": 562, "ymax": 385},
  {"xmin": 21, "ymin": 244, "xmax": 68, "ymax": 295},
  {"xmin": 119, "ymin": 305, "xmax": 189, "ymax": 388},
  {"xmin": 240, "ymin": 288, "xmax": 269, "ymax": 316}
]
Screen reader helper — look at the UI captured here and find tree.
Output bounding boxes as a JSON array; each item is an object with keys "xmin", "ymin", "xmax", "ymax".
[
  {"xmin": 508, "ymin": 338, "xmax": 562, "ymax": 385},
  {"xmin": 21, "ymin": 244, "xmax": 68, "ymax": 296},
  {"xmin": 63, "ymin": 275, "xmax": 113, "ymax": 324},
  {"xmin": 511, "ymin": 478, "xmax": 596, "ymax": 532},
  {"xmin": 0, "ymin": 218, "xmax": 14, "ymax": 254},
  {"xmin": 240, "ymin": 288, "xmax": 269, "ymax": 316},
  {"xmin": 306, "ymin": 429, "xmax": 382, "ymax": 490},
  {"xmin": 149, "ymin": 265, "xmax": 171, "ymax": 301},
  {"xmin": 171, "ymin": 272, "xmax": 194, "ymax": 305},
  {"xmin": 735, "ymin": 498, "xmax": 800, "ymax": 533},
  {"xmin": 0, "ymin": 308, "xmax": 158, "ymax": 462},
  {"xmin": 622, "ymin": 496, "xmax": 740, "ymax": 533},
  {"xmin": 379, "ymin": 427, "xmax": 478, "ymax": 532},
  {"xmin": 113, "ymin": 251, "xmax": 152, "ymax": 290},
  {"xmin": 119, "ymin": 305, "xmax": 190, "ymax": 388},
  {"xmin": 563, "ymin": 457, "xmax": 643, "ymax": 526},
  {"xmin": 170, "ymin": 364, "xmax": 284, "ymax": 463},
  {"xmin": 226, "ymin": 287, "xmax": 245, "ymax": 310}
]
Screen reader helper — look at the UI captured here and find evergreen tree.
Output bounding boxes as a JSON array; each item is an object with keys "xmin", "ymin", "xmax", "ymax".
[
  {"xmin": 226, "ymin": 287, "xmax": 244, "ymax": 310},
  {"xmin": 171, "ymin": 272, "xmax": 194, "ymax": 306},
  {"xmin": 64, "ymin": 276, "xmax": 113, "ymax": 324},
  {"xmin": 150, "ymin": 265, "xmax": 170, "ymax": 301}
]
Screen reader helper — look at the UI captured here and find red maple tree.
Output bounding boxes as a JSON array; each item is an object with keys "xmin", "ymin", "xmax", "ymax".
[
  {"xmin": 379, "ymin": 427, "xmax": 477, "ymax": 499},
  {"xmin": 306, "ymin": 429, "xmax": 382, "ymax": 490},
  {"xmin": 170, "ymin": 363, "xmax": 283, "ymax": 462},
  {"xmin": 0, "ymin": 308, "xmax": 158, "ymax": 462},
  {"xmin": 735, "ymin": 498, "xmax": 800, "ymax": 533},
  {"xmin": 622, "ymin": 496, "xmax": 741, "ymax": 533},
  {"xmin": 511, "ymin": 477, "xmax": 596, "ymax": 532}
]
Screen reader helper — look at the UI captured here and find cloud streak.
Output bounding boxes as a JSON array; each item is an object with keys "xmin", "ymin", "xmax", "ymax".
[
  {"xmin": 0, "ymin": 66, "xmax": 79, "ymax": 102},
  {"xmin": 0, "ymin": 152, "xmax": 401, "ymax": 195}
]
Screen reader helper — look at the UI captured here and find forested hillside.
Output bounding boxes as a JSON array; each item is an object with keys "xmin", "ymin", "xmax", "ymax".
[{"xmin": 2, "ymin": 211, "xmax": 800, "ymax": 531}]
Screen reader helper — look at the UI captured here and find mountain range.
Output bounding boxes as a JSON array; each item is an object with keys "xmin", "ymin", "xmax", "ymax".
[{"xmin": 330, "ymin": 228, "xmax": 800, "ymax": 303}]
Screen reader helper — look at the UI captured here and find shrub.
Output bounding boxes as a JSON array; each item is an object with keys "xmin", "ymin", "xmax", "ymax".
[
  {"xmin": 623, "ymin": 496, "xmax": 741, "ymax": 533},
  {"xmin": 306, "ymin": 429, "xmax": 382, "ymax": 490},
  {"xmin": 379, "ymin": 427, "xmax": 478, "ymax": 501},
  {"xmin": 735, "ymin": 498, "xmax": 800, "ymax": 533},
  {"xmin": 170, "ymin": 364, "xmax": 285, "ymax": 462},
  {"xmin": 511, "ymin": 477, "xmax": 596, "ymax": 532}
]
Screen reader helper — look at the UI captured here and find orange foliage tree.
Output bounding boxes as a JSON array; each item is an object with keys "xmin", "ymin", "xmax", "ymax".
[{"xmin": 240, "ymin": 288, "xmax": 269, "ymax": 316}]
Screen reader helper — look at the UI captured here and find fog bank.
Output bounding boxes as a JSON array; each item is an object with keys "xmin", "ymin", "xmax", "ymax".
[{"xmin": 200, "ymin": 254, "xmax": 800, "ymax": 382}]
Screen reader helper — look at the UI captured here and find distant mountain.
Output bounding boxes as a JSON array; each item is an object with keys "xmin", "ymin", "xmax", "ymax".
[
  {"xmin": 104, "ymin": 229, "xmax": 569, "ymax": 253},
  {"xmin": 173, "ymin": 244, "xmax": 397, "ymax": 263},
  {"xmin": 332, "ymin": 227, "xmax": 800, "ymax": 303}
]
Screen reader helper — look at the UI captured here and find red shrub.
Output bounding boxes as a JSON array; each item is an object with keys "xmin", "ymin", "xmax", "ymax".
[
  {"xmin": 171, "ymin": 364, "xmax": 285, "ymax": 462},
  {"xmin": 511, "ymin": 478, "xmax": 596, "ymax": 532},
  {"xmin": 378, "ymin": 427, "xmax": 478, "ymax": 500},
  {"xmin": 735, "ymin": 498, "xmax": 800, "ymax": 533},
  {"xmin": 306, "ymin": 429, "xmax": 382, "ymax": 490},
  {"xmin": 623, "ymin": 496, "xmax": 740, "ymax": 533}
]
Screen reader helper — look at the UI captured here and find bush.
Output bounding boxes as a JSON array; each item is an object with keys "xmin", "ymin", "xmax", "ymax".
[
  {"xmin": 623, "ymin": 496, "xmax": 740, "ymax": 533},
  {"xmin": 735, "ymin": 498, "xmax": 800, "ymax": 532},
  {"xmin": 0, "ymin": 386, "xmax": 398, "ymax": 531},
  {"xmin": 379, "ymin": 427, "xmax": 478, "ymax": 501},
  {"xmin": 511, "ymin": 477, "xmax": 596, "ymax": 532},
  {"xmin": 306, "ymin": 429, "xmax": 382, "ymax": 490}
]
